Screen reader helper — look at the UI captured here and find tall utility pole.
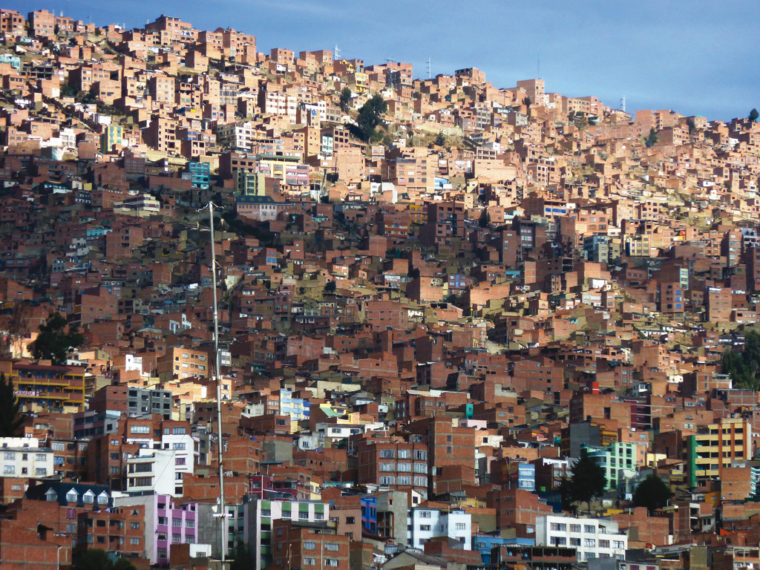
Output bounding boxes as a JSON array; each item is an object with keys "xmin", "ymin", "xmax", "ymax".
[{"xmin": 209, "ymin": 202, "xmax": 227, "ymax": 567}]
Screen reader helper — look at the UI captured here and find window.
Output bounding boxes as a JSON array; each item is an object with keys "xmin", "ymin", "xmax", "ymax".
[
  {"xmin": 130, "ymin": 522, "xmax": 140, "ymax": 530},
  {"xmin": 397, "ymin": 449, "xmax": 411, "ymax": 459},
  {"xmin": 35, "ymin": 454, "xmax": 47, "ymax": 462},
  {"xmin": 303, "ymin": 558, "xmax": 316, "ymax": 566},
  {"xmin": 325, "ymin": 543, "xmax": 339, "ymax": 552},
  {"xmin": 455, "ymin": 522, "xmax": 467, "ymax": 530},
  {"xmin": 419, "ymin": 524, "xmax": 431, "ymax": 531},
  {"xmin": 584, "ymin": 525, "xmax": 595, "ymax": 533},
  {"xmin": 3, "ymin": 465, "xmax": 14, "ymax": 474},
  {"xmin": 584, "ymin": 538, "xmax": 596, "ymax": 547},
  {"xmin": 130, "ymin": 538, "xmax": 140, "ymax": 545},
  {"xmin": 599, "ymin": 539, "xmax": 610, "ymax": 548},
  {"xmin": 570, "ymin": 524, "xmax": 581, "ymax": 532},
  {"xmin": 130, "ymin": 425, "xmax": 150, "ymax": 434},
  {"xmin": 304, "ymin": 541, "xmax": 316, "ymax": 550}
]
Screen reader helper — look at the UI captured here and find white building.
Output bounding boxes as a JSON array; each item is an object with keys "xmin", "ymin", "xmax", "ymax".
[
  {"xmin": 0, "ymin": 437, "xmax": 54, "ymax": 479},
  {"xmin": 216, "ymin": 121, "xmax": 255, "ymax": 151},
  {"xmin": 125, "ymin": 433, "xmax": 195, "ymax": 496},
  {"xmin": 407, "ymin": 508, "xmax": 471, "ymax": 551},
  {"xmin": 536, "ymin": 515, "xmax": 628, "ymax": 563}
]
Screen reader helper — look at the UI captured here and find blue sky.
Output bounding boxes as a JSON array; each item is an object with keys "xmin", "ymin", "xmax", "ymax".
[{"xmin": 13, "ymin": 0, "xmax": 759, "ymax": 120}]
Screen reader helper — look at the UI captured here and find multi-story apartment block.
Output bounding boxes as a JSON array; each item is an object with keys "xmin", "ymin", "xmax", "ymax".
[
  {"xmin": 352, "ymin": 433, "xmax": 429, "ymax": 499},
  {"xmin": 114, "ymin": 494, "xmax": 208, "ymax": 565},
  {"xmin": 158, "ymin": 346, "xmax": 210, "ymax": 380},
  {"xmin": 536, "ymin": 515, "xmax": 628, "ymax": 563},
  {"xmin": 0, "ymin": 437, "xmax": 54, "ymax": 479},
  {"xmin": 245, "ymin": 497, "xmax": 330, "ymax": 570},
  {"xmin": 269, "ymin": 519, "xmax": 349, "ymax": 570},
  {"xmin": 585, "ymin": 442, "xmax": 638, "ymax": 492},
  {"xmin": 11, "ymin": 362, "xmax": 86, "ymax": 410},
  {"xmin": 407, "ymin": 507, "xmax": 472, "ymax": 551},
  {"xmin": 689, "ymin": 417, "xmax": 752, "ymax": 483},
  {"xmin": 126, "ymin": 446, "xmax": 191, "ymax": 497},
  {"xmin": 0, "ymin": 10, "xmax": 25, "ymax": 37}
]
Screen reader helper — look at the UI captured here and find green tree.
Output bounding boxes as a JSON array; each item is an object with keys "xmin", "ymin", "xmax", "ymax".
[
  {"xmin": 523, "ymin": 96, "xmax": 532, "ymax": 108},
  {"xmin": 749, "ymin": 108, "xmax": 759, "ymax": 122},
  {"xmin": 356, "ymin": 94, "xmax": 387, "ymax": 141},
  {"xmin": 0, "ymin": 373, "xmax": 23, "ymax": 436},
  {"xmin": 32, "ymin": 313, "xmax": 85, "ymax": 365},
  {"xmin": 722, "ymin": 330, "xmax": 760, "ymax": 390},
  {"xmin": 633, "ymin": 474, "xmax": 672, "ymax": 514},
  {"xmin": 645, "ymin": 128, "xmax": 659, "ymax": 148},
  {"xmin": 73, "ymin": 549, "xmax": 136, "ymax": 570},
  {"xmin": 569, "ymin": 448, "xmax": 606, "ymax": 513},
  {"xmin": 339, "ymin": 87, "xmax": 352, "ymax": 112},
  {"xmin": 230, "ymin": 542, "xmax": 257, "ymax": 570}
]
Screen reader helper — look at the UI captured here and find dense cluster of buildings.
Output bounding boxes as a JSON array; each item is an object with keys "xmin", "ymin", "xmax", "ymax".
[{"xmin": 1, "ymin": 5, "xmax": 760, "ymax": 569}]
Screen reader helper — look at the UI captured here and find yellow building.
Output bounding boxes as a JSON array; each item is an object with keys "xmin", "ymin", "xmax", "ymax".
[{"xmin": 690, "ymin": 417, "xmax": 752, "ymax": 482}]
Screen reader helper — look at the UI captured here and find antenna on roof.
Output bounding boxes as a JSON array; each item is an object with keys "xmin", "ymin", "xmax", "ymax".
[
  {"xmin": 334, "ymin": 44, "xmax": 340, "ymax": 60},
  {"xmin": 620, "ymin": 96, "xmax": 626, "ymax": 113},
  {"xmin": 427, "ymin": 57, "xmax": 431, "ymax": 80}
]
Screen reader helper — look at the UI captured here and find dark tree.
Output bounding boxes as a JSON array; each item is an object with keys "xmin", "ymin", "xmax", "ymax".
[
  {"xmin": 749, "ymin": 108, "xmax": 759, "ymax": 122},
  {"xmin": 645, "ymin": 128, "xmax": 659, "ymax": 148},
  {"xmin": 0, "ymin": 373, "xmax": 23, "ymax": 436},
  {"xmin": 356, "ymin": 94, "xmax": 387, "ymax": 141},
  {"xmin": 339, "ymin": 87, "xmax": 352, "ymax": 112},
  {"xmin": 230, "ymin": 543, "xmax": 257, "ymax": 570},
  {"xmin": 434, "ymin": 131, "xmax": 446, "ymax": 147},
  {"xmin": 633, "ymin": 474, "xmax": 672, "ymax": 513},
  {"xmin": 32, "ymin": 313, "xmax": 84, "ymax": 365},
  {"xmin": 558, "ymin": 476, "xmax": 577, "ymax": 515},
  {"xmin": 721, "ymin": 330, "xmax": 760, "ymax": 390},
  {"xmin": 523, "ymin": 96, "xmax": 532, "ymax": 108},
  {"xmin": 569, "ymin": 448, "xmax": 606, "ymax": 513},
  {"xmin": 73, "ymin": 549, "xmax": 136, "ymax": 570},
  {"xmin": 478, "ymin": 209, "xmax": 490, "ymax": 228}
]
